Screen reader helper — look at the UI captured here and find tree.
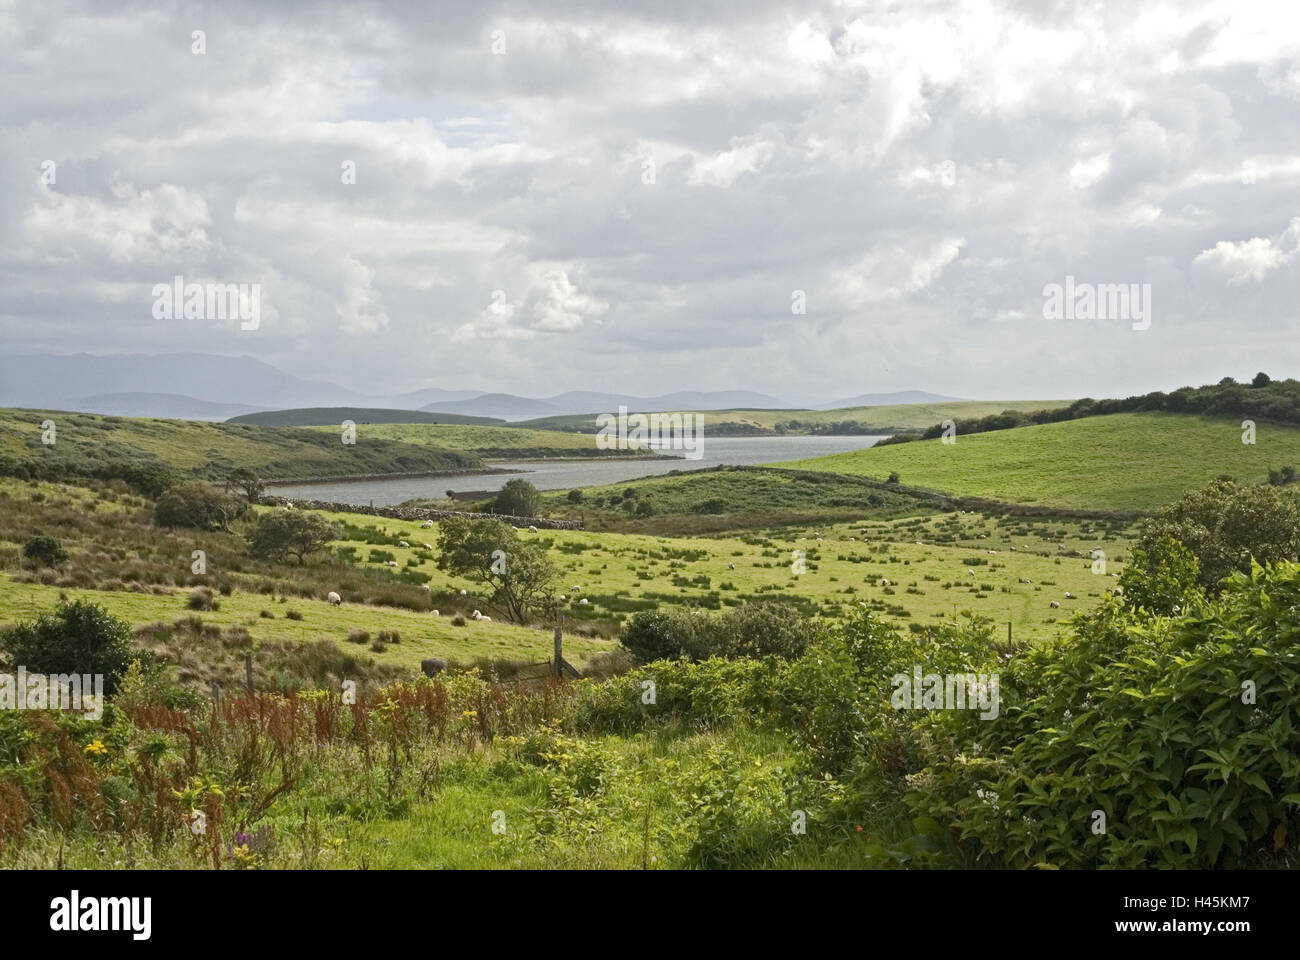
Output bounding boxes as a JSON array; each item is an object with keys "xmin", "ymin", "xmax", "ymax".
[
  {"xmin": 1137, "ymin": 479, "xmax": 1300, "ymax": 590},
  {"xmin": 248, "ymin": 511, "xmax": 342, "ymax": 564},
  {"xmin": 1, "ymin": 600, "xmax": 134, "ymax": 695},
  {"xmin": 1252, "ymin": 371, "xmax": 1272, "ymax": 388},
  {"xmin": 491, "ymin": 478, "xmax": 542, "ymax": 517},
  {"xmin": 155, "ymin": 482, "xmax": 246, "ymax": 531},
  {"xmin": 23, "ymin": 535, "xmax": 67, "ymax": 567},
  {"xmin": 436, "ymin": 516, "xmax": 557, "ymax": 622},
  {"xmin": 1118, "ymin": 534, "xmax": 1202, "ymax": 615},
  {"xmin": 567, "ymin": 489, "xmax": 583, "ymax": 503},
  {"xmin": 226, "ymin": 468, "xmax": 266, "ymax": 503}
]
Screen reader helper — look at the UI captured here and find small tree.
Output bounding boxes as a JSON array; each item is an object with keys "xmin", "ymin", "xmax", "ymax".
[
  {"xmin": 0, "ymin": 600, "xmax": 134, "ymax": 695},
  {"xmin": 23, "ymin": 535, "xmax": 67, "ymax": 567},
  {"xmin": 567, "ymin": 489, "xmax": 583, "ymax": 503},
  {"xmin": 226, "ymin": 468, "xmax": 266, "ymax": 503},
  {"xmin": 436, "ymin": 516, "xmax": 556, "ymax": 622},
  {"xmin": 248, "ymin": 511, "xmax": 342, "ymax": 564},
  {"xmin": 1252, "ymin": 371, "xmax": 1272, "ymax": 388},
  {"xmin": 492, "ymin": 479, "xmax": 542, "ymax": 518},
  {"xmin": 155, "ymin": 482, "xmax": 246, "ymax": 531},
  {"xmin": 1118, "ymin": 534, "xmax": 1203, "ymax": 615}
]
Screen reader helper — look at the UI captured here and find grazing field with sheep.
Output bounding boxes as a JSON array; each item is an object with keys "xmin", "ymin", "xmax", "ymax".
[{"xmin": 776, "ymin": 412, "xmax": 1300, "ymax": 511}]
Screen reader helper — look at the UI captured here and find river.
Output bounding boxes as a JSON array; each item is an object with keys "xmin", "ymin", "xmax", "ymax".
[{"xmin": 270, "ymin": 435, "xmax": 887, "ymax": 507}]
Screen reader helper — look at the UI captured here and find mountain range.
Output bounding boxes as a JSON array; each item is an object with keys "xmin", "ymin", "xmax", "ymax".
[{"xmin": 0, "ymin": 353, "xmax": 960, "ymax": 421}]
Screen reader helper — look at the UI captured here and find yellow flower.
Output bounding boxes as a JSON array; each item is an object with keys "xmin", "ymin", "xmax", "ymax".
[{"xmin": 83, "ymin": 740, "xmax": 107, "ymax": 756}]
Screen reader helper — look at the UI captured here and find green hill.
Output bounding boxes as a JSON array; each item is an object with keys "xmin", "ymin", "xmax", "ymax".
[
  {"xmin": 775, "ymin": 412, "xmax": 1299, "ymax": 511},
  {"xmin": 305, "ymin": 422, "xmax": 651, "ymax": 458},
  {"xmin": 0, "ymin": 409, "xmax": 484, "ymax": 483},
  {"xmin": 228, "ymin": 407, "xmax": 503, "ymax": 427},
  {"xmin": 514, "ymin": 400, "xmax": 1069, "ymax": 436}
]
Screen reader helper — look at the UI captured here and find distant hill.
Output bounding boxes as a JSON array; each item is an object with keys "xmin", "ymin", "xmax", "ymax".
[
  {"xmin": 421, "ymin": 389, "xmax": 797, "ymax": 421},
  {"xmin": 67, "ymin": 392, "xmax": 262, "ymax": 421},
  {"xmin": 813, "ymin": 390, "xmax": 959, "ymax": 409},
  {"xmin": 228, "ymin": 407, "xmax": 504, "ymax": 427}
]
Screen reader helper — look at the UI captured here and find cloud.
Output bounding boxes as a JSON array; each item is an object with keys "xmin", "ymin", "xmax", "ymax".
[{"xmin": 1193, "ymin": 218, "xmax": 1300, "ymax": 284}]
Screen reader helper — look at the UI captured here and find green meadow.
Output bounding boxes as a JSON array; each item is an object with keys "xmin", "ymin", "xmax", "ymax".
[{"xmin": 778, "ymin": 413, "xmax": 1297, "ymax": 511}]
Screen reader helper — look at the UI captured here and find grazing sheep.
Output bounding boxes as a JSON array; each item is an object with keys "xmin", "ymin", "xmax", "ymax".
[
  {"xmin": 1009, "ymin": 546, "xmax": 1016, "ymax": 552},
  {"xmin": 327, "ymin": 591, "xmax": 342, "ymax": 605},
  {"xmin": 421, "ymin": 520, "xmax": 434, "ymax": 528},
  {"xmin": 559, "ymin": 594, "xmax": 566, "ymax": 601},
  {"xmin": 967, "ymin": 569, "xmax": 975, "ymax": 576},
  {"xmin": 987, "ymin": 550, "xmax": 998, "ymax": 555},
  {"xmin": 579, "ymin": 598, "xmax": 589, "ymax": 605},
  {"xmin": 387, "ymin": 560, "xmax": 398, "ymax": 567},
  {"xmin": 1064, "ymin": 592, "xmax": 1073, "ymax": 599},
  {"xmin": 528, "ymin": 525, "xmax": 538, "ymax": 532},
  {"xmin": 285, "ymin": 501, "xmax": 294, "ymax": 510},
  {"xmin": 571, "ymin": 585, "xmax": 581, "ymax": 591},
  {"xmin": 459, "ymin": 588, "xmax": 467, "ymax": 595},
  {"xmin": 728, "ymin": 563, "xmax": 735, "ymax": 570},
  {"xmin": 399, "ymin": 540, "xmax": 410, "ymax": 548},
  {"xmin": 431, "ymin": 609, "xmax": 440, "ymax": 617},
  {"xmin": 422, "ymin": 543, "xmax": 433, "ymax": 550},
  {"xmin": 1018, "ymin": 578, "xmax": 1031, "ymax": 584},
  {"xmin": 1049, "ymin": 601, "xmax": 1061, "ymax": 608},
  {"xmin": 880, "ymin": 578, "xmax": 890, "ymax": 586},
  {"xmin": 419, "ymin": 584, "xmax": 430, "ymax": 591}
]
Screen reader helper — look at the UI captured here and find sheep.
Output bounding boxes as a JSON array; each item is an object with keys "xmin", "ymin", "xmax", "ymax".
[
  {"xmin": 880, "ymin": 578, "xmax": 890, "ymax": 587},
  {"xmin": 421, "ymin": 520, "xmax": 434, "ymax": 528},
  {"xmin": 399, "ymin": 540, "xmax": 410, "ymax": 548},
  {"xmin": 1018, "ymin": 578, "xmax": 1031, "ymax": 584},
  {"xmin": 967, "ymin": 569, "xmax": 975, "ymax": 576},
  {"xmin": 284, "ymin": 501, "xmax": 294, "ymax": 510},
  {"xmin": 559, "ymin": 594, "xmax": 566, "ymax": 601},
  {"xmin": 422, "ymin": 543, "xmax": 433, "ymax": 550},
  {"xmin": 480, "ymin": 615, "xmax": 492, "ymax": 622},
  {"xmin": 1009, "ymin": 546, "xmax": 1016, "ymax": 552},
  {"xmin": 327, "ymin": 591, "xmax": 342, "ymax": 605},
  {"xmin": 528, "ymin": 525, "xmax": 538, "ymax": 532},
  {"xmin": 431, "ymin": 609, "xmax": 440, "ymax": 617},
  {"xmin": 419, "ymin": 584, "xmax": 430, "ymax": 591},
  {"xmin": 459, "ymin": 589, "xmax": 467, "ymax": 596},
  {"xmin": 471, "ymin": 610, "xmax": 482, "ymax": 620},
  {"xmin": 987, "ymin": 550, "xmax": 998, "ymax": 555},
  {"xmin": 579, "ymin": 598, "xmax": 589, "ymax": 605},
  {"xmin": 727, "ymin": 562, "xmax": 735, "ymax": 570},
  {"xmin": 1064, "ymin": 591, "xmax": 1073, "ymax": 599},
  {"xmin": 571, "ymin": 585, "xmax": 581, "ymax": 591},
  {"xmin": 1049, "ymin": 601, "xmax": 1061, "ymax": 608},
  {"xmin": 387, "ymin": 560, "xmax": 398, "ymax": 567}
]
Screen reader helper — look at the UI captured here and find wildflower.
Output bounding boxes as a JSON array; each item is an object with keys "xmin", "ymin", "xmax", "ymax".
[{"xmin": 83, "ymin": 740, "xmax": 107, "ymax": 756}]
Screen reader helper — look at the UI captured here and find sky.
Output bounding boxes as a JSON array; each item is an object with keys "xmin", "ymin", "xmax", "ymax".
[{"xmin": 2, "ymin": 0, "xmax": 1299, "ymax": 403}]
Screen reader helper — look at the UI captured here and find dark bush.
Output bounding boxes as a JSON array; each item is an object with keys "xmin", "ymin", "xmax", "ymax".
[
  {"xmin": 0, "ymin": 600, "xmax": 134, "ymax": 695},
  {"xmin": 23, "ymin": 535, "xmax": 67, "ymax": 567}
]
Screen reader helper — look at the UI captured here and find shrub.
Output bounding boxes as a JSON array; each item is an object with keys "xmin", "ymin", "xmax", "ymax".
[
  {"xmin": 451, "ymin": 613, "xmax": 466, "ymax": 627},
  {"xmin": 155, "ymin": 482, "xmax": 246, "ymax": 530},
  {"xmin": 347, "ymin": 629, "xmax": 370, "ymax": 644},
  {"xmin": 187, "ymin": 587, "xmax": 219, "ymax": 611},
  {"xmin": 0, "ymin": 600, "xmax": 135, "ymax": 695},
  {"xmin": 492, "ymin": 478, "xmax": 542, "ymax": 517},
  {"xmin": 285, "ymin": 609, "xmax": 304, "ymax": 621},
  {"xmin": 248, "ymin": 512, "xmax": 343, "ymax": 565},
  {"xmin": 567, "ymin": 489, "xmax": 583, "ymax": 503},
  {"xmin": 23, "ymin": 535, "xmax": 67, "ymax": 567}
]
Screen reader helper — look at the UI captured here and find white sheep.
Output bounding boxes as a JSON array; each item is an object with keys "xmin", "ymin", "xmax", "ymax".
[
  {"xmin": 571, "ymin": 584, "xmax": 581, "ymax": 591},
  {"xmin": 728, "ymin": 563, "xmax": 735, "ymax": 570},
  {"xmin": 431, "ymin": 609, "xmax": 440, "ymax": 617},
  {"xmin": 559, "ymin": 594, "xmax": 566, "ymax": 601},
  {"xmin": 421, "ymin": 520, "xmax": 434, "ymax": 528},
  {"xmin": 285, "ymin": 501, "xmax": 294, "ymax": 510},
  {"xmin": 967, "ymin": 569, "xmax": 975, "ymax": 576},
  {"xmin": 327, "ymin": 591, "xmax": 342, "ymax": 605},
  {"xmin": 471, "ymin": 609, "xmax": 482, "ymax": 620},
  {"xmin": 422, "ymin": 543, "xmax": 432, "ymax": 550},
  {"xmin": 419, "ymin": 584, "xmax": 430, "ymax": 591},
  {"xmin": 880, "ymin": 578, "xmax": 890, "ymax": 586},
  {"xmin": 1064, "ymin": 591, "xmax": 1073, "ymax": 599},
  {"xmin": 987, "ymin": 550, "xmax": 998, "ymax": 555},
  {"xmin": 1049, "ymin": 601, "xmax": 1061, "ymax": 608},
  {"xmin": 459, "ymin": 588, "xmax": 467, "ymax": 596},
  {"xmin": 528, "ymin": 525, "xmax": 538, "ymax": 532},
  {"xmin": 399, "ymin": 540, "xmax": 410, "ymax": 548},
  {"xmin": 579, "ymin": 598, "xmax": 589, "ymax": 605},
  {"xmin": 480, "ymin": 615, "xmax": 492, "ymax": 622}
]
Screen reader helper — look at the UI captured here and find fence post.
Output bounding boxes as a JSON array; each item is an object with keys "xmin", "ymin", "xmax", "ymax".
[{"xmin": 553, "ymin": 624, "xmax": 563, "ymax": 679}]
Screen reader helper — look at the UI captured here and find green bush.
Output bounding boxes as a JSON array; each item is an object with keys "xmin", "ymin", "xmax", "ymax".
[
  {"xmin": 155, "ymin": 482, "xmax": 246, "ymax": 531},
  {"xmin": 903, "ymin": 563, "xmax": 1300, "ymax": 867},
  {"xmin": 22, "ymin": 535, "xmax": 67, "ymax": 567},
  {"xmin": 0, "ymin": 600, "xmax": 135, "ymax": 695}
]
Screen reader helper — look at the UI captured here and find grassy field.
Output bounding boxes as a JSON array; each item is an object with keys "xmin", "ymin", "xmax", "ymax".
[
  {"xmin": 514, "ymin": 399, "xmax": 1069, "ymax": 435},
  {"xmin": 321, "ymin": 504, "xmax": 1133, "ymax": 644},
  {"xmin": 776, "ymin": 412, "xmax": 1300, "ymax": 511},
  {"xmin": 0, "ymin": 409, "xmax": 483, "ymax": 481},
  {"xmin": 305, "ymin": 422, "xmax": 649, "ymax": 459}
]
